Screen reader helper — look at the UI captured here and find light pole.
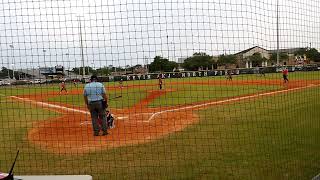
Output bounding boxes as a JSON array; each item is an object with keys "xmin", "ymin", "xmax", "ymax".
[
  {"xmin": 77, "ymin": 16, "xmax": 85, "ymax": 78},
  {"xmin": 7, "ymin": 63, "xmax": 10, "ymax": 79},
  {"xmin": 11, "ymin": 64, "xmax": 15, "ymax": 80},
  {"xmin": 43, "ymin": 49, "xmax": 46, "ymax": 67},
  {"xmin": 91, "ymin": 62, "xmax": 94, "ymax": 75},
  {"xmin": 276, "ymin": 0, "xmax": 280, "ymax": 66},
  {"xmin": 166, "ymin": 35, "xmax": 169, "ymax": 60},
  {"xmin": 38, "ymin": 66, "xmax": 41, "ymax": 79},
  {"xmin": 9, "ymin": 45, "xmax": 14, "ymax": 79},
  {"xmin": 144, "ymin": 56, "xmax": 148, "ymax": 73},
  {"xmin": 65, "ymin": 53, "xmax": 70, "ymax": 78}
]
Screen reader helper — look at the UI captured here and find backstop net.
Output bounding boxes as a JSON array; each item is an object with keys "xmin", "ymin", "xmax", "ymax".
[{"xmin": 1, "ymin": 0, "xmax": 320, "ymax": 179}]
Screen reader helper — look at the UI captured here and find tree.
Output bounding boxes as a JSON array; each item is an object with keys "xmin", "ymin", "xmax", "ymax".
[
  {"xmin": 0, "ymin": 67, "xmax": 17, "ymax": 79},
  {"xmin": 182, "ymin": 52, "xmax": 213, "ymax": 71},
  {"xmin": 0, "ymin": 67, "xmax": 9, "ymax": 79},
  {"xmin": 269, "ymin": 52, "xmax": 289, "ymax": 63},
  {"xmin": 96, "ymin": 67, "xmax": 110, "ymax": 76},
  {"xmin": 306, "ymin": 48, "xmax": 320, "ymax": 62},
  {"xmin": 248, "ymin": 53, "xmax": 267, "ymax": 67},
  {"xmin": 149, "ymin": 56, "xmax": 178, "ymax": 72},
  {"xmin": 217, "ymin": 54, "xmax": 237, "ymax": 66},
  {"xmin": 294, "ymin": 48, "xmax": 307, "ymax": 56}
]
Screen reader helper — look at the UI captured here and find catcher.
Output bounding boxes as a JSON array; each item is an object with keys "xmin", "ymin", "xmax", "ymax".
[{"xmin": 98, "ymin": 109, "xmax": 115, "ymax": 129}]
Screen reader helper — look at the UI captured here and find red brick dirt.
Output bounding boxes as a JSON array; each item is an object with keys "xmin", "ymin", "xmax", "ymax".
[{"xmin": 17, "ymin": 79, "xmax": 320, "ymax": 154}]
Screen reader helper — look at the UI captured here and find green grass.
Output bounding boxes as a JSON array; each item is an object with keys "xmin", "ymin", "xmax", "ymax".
[
  {"xmin": 1, "ymin": 84, "xmax": 319, "ymax": 179},
  {"xmin": 46, "ymin": 84, "xmax": 280, "ymax": 109},
  {"xmin": 149, "ymin": 84, "xmax": 280, "ymax": 107},
  {"xmin": 0, "ymin": 97, "xmax": 59, "ymax": 172},
  {"xmin": 0, "ymin": 83, "xmax": 83, "ymax": 96},
  {"xmin": 46, "ymin": 87, "xmax": 148, "ymax": 109}
]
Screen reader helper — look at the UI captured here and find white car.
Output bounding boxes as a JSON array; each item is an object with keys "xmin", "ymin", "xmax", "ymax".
[
  {"xmin": 31, "ymin": 79, "xmax": 41, "ymax": 84},
  {"xmin": 0, "ymin": 80, "xmax": 11, "ymax": 86}
]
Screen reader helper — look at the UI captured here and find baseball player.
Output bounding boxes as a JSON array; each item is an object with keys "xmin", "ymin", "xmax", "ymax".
[
  {"xmin": 59, "ymin": 81, "xmax": 68, "ymax": 94},
  {"xmin": 226, "ymin": 70, "xmax": 232, "ymax": 81},
  {"xmin": 282, "ymin": 67, "xmax": 289, "ymax": 83},
  {"xmin": 158, "ymin": 74, "xmax": 163, "ymax": 90},
  {"xmin": 98, "ymin": 110, "xmax": 115, "ymax": 129},
  {"xmin": 119, "ymin": 78, "xmax": 123, "ymax": 88},
  {"xmin": 73, "ymin": 79, "xmax": 77, "ymax": 87}
]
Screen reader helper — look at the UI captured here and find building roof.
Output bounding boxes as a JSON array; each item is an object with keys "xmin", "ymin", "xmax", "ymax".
[
  {"xmin": 234, "ymin": 46, "xmax": 268, "ymax": 55},
  {"xmin": 235, "ymin": 46, "xmax": 307, "ymax": 55},
  {"xmin": 19, "ymin": 69, "xmax": 45, "ymax": 79}
]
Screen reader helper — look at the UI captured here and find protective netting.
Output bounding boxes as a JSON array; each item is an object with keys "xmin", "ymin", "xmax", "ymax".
[{"xmin": 1, "ymin": 0, "xmax": 320, "ymax": 179}]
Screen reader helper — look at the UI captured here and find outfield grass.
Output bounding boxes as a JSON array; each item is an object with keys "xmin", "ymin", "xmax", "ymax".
[
  {"xmin": 46, "ymin": 87, "xmax": 148, "ymax": 109},
  {"xmin": 149, "ymin": 84, "xmax": 280, "ymax": 107},
  {"xmin": 45, "ymin": 83, "xmax": 280, "ymax": 109}
]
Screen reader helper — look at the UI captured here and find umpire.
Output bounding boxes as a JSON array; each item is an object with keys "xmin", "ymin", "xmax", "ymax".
[{"xmin": 83, "ymin": 75, "xmax": 108, "ymax": 136}]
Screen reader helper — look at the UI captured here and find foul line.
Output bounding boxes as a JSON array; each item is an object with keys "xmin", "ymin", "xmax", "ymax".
[
  {"xmin": 146, "ymin": 84, "xmax": 319, "ymax": 122},
  {"xmin": 9, "ymin": 96, "xmax": 90, "ymax": 115}
]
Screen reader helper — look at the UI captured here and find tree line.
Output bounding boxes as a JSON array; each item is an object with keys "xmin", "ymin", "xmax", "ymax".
[
  {"xmin": 1, "ymin": 48, "xmax": 319, "ymax": 78},
  {"xmin": 147, "ymin": 48, "xmax": 320, "ymax": 72}
]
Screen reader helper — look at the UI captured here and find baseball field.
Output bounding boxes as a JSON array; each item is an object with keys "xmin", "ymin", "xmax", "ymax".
[{"xmin": 0, "ymin": 71, "xmax": 320, "ymax": 179}]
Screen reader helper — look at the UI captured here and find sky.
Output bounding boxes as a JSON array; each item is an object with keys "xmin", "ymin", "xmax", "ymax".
[{"xmin": 1, "ymin": 0, "xmax": 320, "ymax": 69}]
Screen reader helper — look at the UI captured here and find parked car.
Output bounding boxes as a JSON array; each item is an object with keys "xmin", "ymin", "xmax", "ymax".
[
  {"xmin": 30, "ymin": 79, "xmax": 41, "ymax": 84},
  {"xmin": 0, "ymin": 80, "xmax": 11, "ymax": 86},
  {"xmin": 295, "ymin": 65, "xmax": 303, "ymax": 71},
  {"xmin": 302, "ymin": 64, "xmax": 318, "ymax": 71}
]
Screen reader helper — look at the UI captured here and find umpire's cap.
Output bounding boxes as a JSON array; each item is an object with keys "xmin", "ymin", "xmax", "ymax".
[{"xmin": 90, "ymin": 75, "xmax": 98, "ymax": 81}]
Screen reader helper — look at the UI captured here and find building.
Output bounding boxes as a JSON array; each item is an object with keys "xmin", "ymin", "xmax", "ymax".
[
  {"xmin": 235, "ymin": 46, "xmax": 309, "ymax": 68},
  {"xmin": 269, "ymin": 48, "xmax": 307, "ymax": 65},
  {"xmin": 235, "ymin": 46, "xmax": 270, "ymax": 68},
  {"xmin": 19, "ymin": 69, "xmax": 46, "ymax": 79},
  {"xmin": 39, "ymin": 65, "xmax": 65, "ymax": 79}
]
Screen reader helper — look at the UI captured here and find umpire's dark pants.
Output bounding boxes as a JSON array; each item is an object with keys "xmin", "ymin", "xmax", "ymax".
[{"xmin": 88, "ymin": 100, "xmax": 107, "ymax": 134}]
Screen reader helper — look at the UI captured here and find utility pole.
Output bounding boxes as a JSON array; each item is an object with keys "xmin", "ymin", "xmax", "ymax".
[
  {"xmin": 9, "ymin": 45, "xmax": 14, "ymax": 79},
  {"xmin": 167, "ymin": 35, "xmax": 169, "ymax": 61},
  {"xmin": 11, "ymin": 64, "xmax": 15, "ymax": 80},
  {"xmin": 276, "ymin": 0, "xmax": 280, "ymax": 66},
  {"xmin": 78, "ymin": 16, "xmax": 85, "ymax": 79},
  {"xmin": 144, "ymin": 56, "xmax": 148, "ymax": 73}
]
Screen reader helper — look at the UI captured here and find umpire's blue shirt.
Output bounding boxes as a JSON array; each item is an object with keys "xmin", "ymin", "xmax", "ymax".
[{"xmin": 83, "ymin": 82, "xmax": 106, "ymax": 102}]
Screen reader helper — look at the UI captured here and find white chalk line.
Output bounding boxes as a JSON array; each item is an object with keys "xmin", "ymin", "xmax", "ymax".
[
  {"xmin": 80, "ymin": 113, "xmax": 154, "ymax": 126},
  {"xmin": 8, "ymin": 95, "xmax": 148, "ymax": 126},
  {"xmin": 146, "ymin": 84, "xmax": 319, "ymax": 122},
  {"xmin": 10, "ymin": 96, "xmax": 90, "ymax": 115}
]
